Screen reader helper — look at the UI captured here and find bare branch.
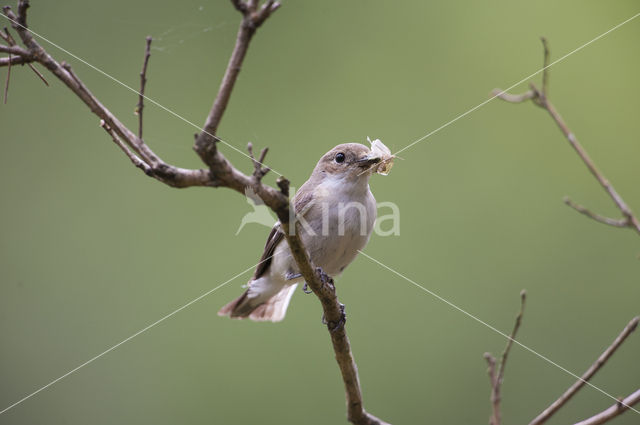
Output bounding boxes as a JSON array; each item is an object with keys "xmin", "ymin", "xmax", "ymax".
[
  {"xmin": 0, "ymin": 43, "xmax": 25, "ymax": 55},
  {"xmin": 276, "ymin": 175, "xmax": 289, "ymax": 197},
  {"xmin": 572, "ymin": 389, "xmax": 640, "ymax": 425},
  {"xmin": 484, "ymin": 290, "xmax": 527, "ymax": 425},
  {"xmin": 492, "ymin": 39, "xmax": 640, "ymax": 236},
  {"xmin": 3, "ymin": 50, "xmax": 9, "ymax": 103},
  {"xmin": 15, "ymin": 0, "xmax": 27, "ymax": 27},
  {"xmin": 100, "ymin": 120, "xmax": 152, "ymax": 175},
  {"xmin": 230, "ymin": 0, "xmax": 248, "ymax": 13},
  {"xmin": 529, "ymin": 316, "xmax": 639, "ymax": 425},
  {"xmin": 491, "ymin": 88, "xmax": 535, "ymax": 103},
  {"xmin": 1, "ymin": 26, "xmax": 47, "ymax": 84},
  {"xmin": 564, "ymin": 197, "xmax": 629, "ymax": 228},
  {"xmin": 247, "ymin": 142, "xmax": 270, "ymax": 180},
  {"xmin": 540, "ymin": 96, "xmax": 640, "ymax": 234},
  {"xmin": 136, "ymin": 36, "xmax": 152, "ymax": 141},
  {"xmin": 0, "ymin": 54, "xmax": 31, "ymax": 66},
  {"xmin": 1, "ymin": 1, "xmax": 388, "ymax": 423},
  {"xmin": 497, "ymin": 290, "xmax": 526, "ymax": 385},
  {"xmin": 193, "ymin": 0, "xmax": 280, "ymax": 166},
  {"xmin": 484, "ymin": 353, "xmax": 499, "ymax": 425},
  {"xmin": 540, "ymin": 37, "xmax": 550, "ymax": 96},
  {"xmin": 255, "ymin": 0, "xmax": 281, "ymax": 26},
  {"xmin": 278, "ymin": 221, "xmax": 390, "ymax": 425}
]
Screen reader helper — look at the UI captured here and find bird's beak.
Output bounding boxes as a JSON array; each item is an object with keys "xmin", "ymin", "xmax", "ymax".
[{"xmin": 356, "ymin": 155, "xmax": 381, "ymax": 167}]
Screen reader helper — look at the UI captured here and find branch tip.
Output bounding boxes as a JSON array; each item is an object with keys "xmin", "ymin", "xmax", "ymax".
[
  {"xmin": 247, "ymin": 142, "xmax": 270, "ymax": 179},
  {"xmin": 231, "ymin": 0, "xmax": 248, "ymax": 14},
  {"xmin": 276, "ymin": 176, "xmax": 290, "ymax": 197},
  {"xmin": 3, "ymin": 51, "xmax": 11, "ymax": 103},
  {"xmin": 137, "ymin": 36, "xmax": 152, "ymax": 140},
  {"xmin": 17, "ymin": 0, "xmax": 29, "ymax": 27},
  {"xmin": 563, "ymin": 197, "xmax": 630, "ymax": 228},
  {"xmin": 540, "ymin": 37, "xmax": 550, "ymax": 96},
  {"xmin": 630, "ymin": 316, "xmax": 639, "ymax": 332},
  {"xmin": 486, "ymin": 292, "xmax": 528, "ymax": 425}
]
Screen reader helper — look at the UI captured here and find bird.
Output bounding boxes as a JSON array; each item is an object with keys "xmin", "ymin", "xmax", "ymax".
[{"xmin": 218, "ymin": 142, "xmax": 384, "ymax": 322}]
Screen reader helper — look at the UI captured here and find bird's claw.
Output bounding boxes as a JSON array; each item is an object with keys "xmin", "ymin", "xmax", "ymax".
[
  {"xmin": 302, "ymin": 282, "xmax": 313, "ymax": 294},
  {"xmin": 315, "ymin": 267, "xmax": 335, "ymax": 289},
  {"xmin": 322, "ymin": 303, "xmax": 346, "ymax": 332}
]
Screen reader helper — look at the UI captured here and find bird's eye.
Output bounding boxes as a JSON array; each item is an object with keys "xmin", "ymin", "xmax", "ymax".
[{"xmin": 335, "ymin": 152, "xmax": 346, "ymax": 163}]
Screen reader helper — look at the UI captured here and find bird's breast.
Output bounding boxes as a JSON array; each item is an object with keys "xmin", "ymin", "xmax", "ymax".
[{"xmin": 301, "ymin": 187, "xmax": 376, "ymax": 277}]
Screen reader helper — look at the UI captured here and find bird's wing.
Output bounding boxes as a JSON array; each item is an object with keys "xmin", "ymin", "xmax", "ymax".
[
  {"xmin": 253, "ymin": 225, "xmax": 284, "ymax": 279},
  {"xmin": 252, "ymin": 186, "xmax": 314, "ymax": 280}
]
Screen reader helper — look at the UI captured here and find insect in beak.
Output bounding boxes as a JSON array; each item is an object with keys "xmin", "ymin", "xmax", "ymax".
[{"xmin": 356, "ymin": 156, "xmax": 381, "ymax": 167}]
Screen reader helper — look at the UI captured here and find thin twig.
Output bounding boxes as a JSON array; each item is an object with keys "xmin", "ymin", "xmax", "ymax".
[
  {"xmin": 3, "ymin": 51, "xmax": 10, "ymax": 103},
  {"xmin": 24, "ymin": 59, "xmax": 46, "ymax": 84},
  {"xmin": 0, "ymin": 54, "xmax": 29, "ymax": 65},
  {"xmin": 528, "ymin": 316, "xmax": 639, "ymax": 425},
  {"xmin": 564, "ymin": 197, "xmax": 629, "ymax": 227},
  {"xmin": 541, "ymin": 98, "xmax": 640, "ymax": 234},
  {"xmin": 100, "ymin": 120, "xmax": 151, "ymax": 174},
  {"xmin": 497, "ymin": 290, "xmax": 526, "ymax": 386},
  {"xmin": 572, "ymin": 389, "xmax": 640, "ymax": 425},
  {"xmin": 492, "ymin": 39, "xmax": 640, "ymax": 236},
  {"xmin": 491, "ymin": 89, "xmax": 535, "ymax": 103},
  {"xmin": 193, "ymin": 0, "xmax": 281, "ymax": 164},
  {"xmin": 484, "ymin": 353, "xmax": 499, "ymax": 425},
  {"xmin": 1, "ymin": 27, "xmax": 47, "ymax": 84},
  {"xmin": 540, "ymin": 37, "xmax": 549, "ymax": 96},
  {"xmin": 0, "ymin": 43, "xmax": 26, "ymax": 55},
  {"xmin": 484, "ymin": 290, "xmax": 527, "ymax": 425},
  {"xmin": 136, "ymin": 36, "xmax": 151, "ymax": 141},
  {"xmin": 15, "ymin": 0, "xmax": 27, "ymax": 28},
  {"xmin": 230, "ymin": 0, "xmax": 248, "ymax": 13},
  {"xmin": 247, "ymin": 142, "xmax": 270, "ymax": 179}
]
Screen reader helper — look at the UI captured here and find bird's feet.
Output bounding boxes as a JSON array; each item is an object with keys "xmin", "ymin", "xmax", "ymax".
[
  {"xmin": 299, "ymin": 267, "xmax": 335, "ymax": 294},
  {"xmin": 315, "ymin": 267, "xmax": 335, "ymax": 290},
  {"xmin": 322, "ymin": 303, "xmax": 346, "ymax": 333}
]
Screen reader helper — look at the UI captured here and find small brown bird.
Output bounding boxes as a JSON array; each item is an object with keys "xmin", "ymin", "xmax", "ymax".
[{"xmin": 218, "ymin": 142, "xmax": 385, "ymax": 322}]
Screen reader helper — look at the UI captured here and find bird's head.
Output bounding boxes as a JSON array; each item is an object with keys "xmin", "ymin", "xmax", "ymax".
[{"xmin": 312, "ymin": 143, "xmax": 381, "ymax": 182}]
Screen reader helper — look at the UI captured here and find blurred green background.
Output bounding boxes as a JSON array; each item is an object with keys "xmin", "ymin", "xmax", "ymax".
[{"xmin": 1, "ymin": 1, "xmax": 639, "ymax": 424}]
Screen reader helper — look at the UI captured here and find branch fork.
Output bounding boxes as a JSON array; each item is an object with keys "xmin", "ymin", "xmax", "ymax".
[
  {"xmin": 484, "ymin": 290, "xmax": 526, "ymax": 425},
  {"xmin": 247, "ymin": 142, "xmax": 270, "ymax": 181},
  {"xmin": 492, "ymin": 38, "xmax": 640, "ymax": 236},
  {"xmin": 485, "ymin": 294, "xmax": 639, "ymax": 425}
]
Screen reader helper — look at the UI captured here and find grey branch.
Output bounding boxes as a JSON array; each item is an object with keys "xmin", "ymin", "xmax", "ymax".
[
  {"xmin": 193, "ymin": 0, "xmax": 280, "ymax": 165},
  {"xmin": 2, "ymin": 39, "xmax": 10, "ymax": 103},
  {"xmin": 572, "ymin": 389, "xmax": 640, "ymax": 425},
  {"xmin": 492, "ymin": 38, "xmax": 640, "ymax": 236},
  {"xmin": 136, "ymin": 36, "xmax": 152, "ymax": 141},
  {"xmin": 247, "ymin": 142, "xmax": 270, "ymax": 180},
  {"xmin": 563, "ymin": 197, "xmax": 629, "ymax": 228},
  {"xmin": 99, "ymin": 119, "xmax": 151, "ymax": 174},
  {"xmin": 484, "ymin": 290, "xmax": 526, "ymax": 425},
  {"xmin": 0, "ymin": 53, "xmax": 31, "ymax": 65},
  {"xmin": 1, "ymin": 1, "xmax": 388, "ymax": 423},
  {"xmin": 0, "ymin": 42, "xmax": 26, "ymax": 55},
  {"xmin": 0, "ymin": 26, "xmax": 46, "ymax": 83},
  {"xmin": 528, "ymin": 316, "xmax": 639, "ymax": 425}
]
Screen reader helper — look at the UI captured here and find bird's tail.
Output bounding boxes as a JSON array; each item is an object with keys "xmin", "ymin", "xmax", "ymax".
[{"xmin": 217, "ymin": 283, "xmax": 297, "ymax": 323}]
